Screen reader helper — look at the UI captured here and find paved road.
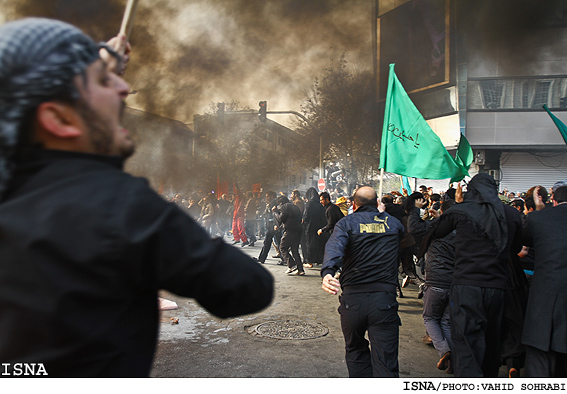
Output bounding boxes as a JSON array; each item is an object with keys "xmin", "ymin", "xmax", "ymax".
[{"xmin": 150, "ymin": 238, "xmax": 461, "ymax": 379}]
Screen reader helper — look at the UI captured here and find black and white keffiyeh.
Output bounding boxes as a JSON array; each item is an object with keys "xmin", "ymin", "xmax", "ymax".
[{"xmin": 0, "ymin": 18, "xmax": 102, "ymax": 194}]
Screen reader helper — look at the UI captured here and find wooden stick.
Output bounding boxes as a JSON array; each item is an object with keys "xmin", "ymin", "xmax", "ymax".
[
  {"xmin": 378, "ymin": 168, "xmax": 384, "ymax": 198},
  {"xmin": 119, "ymin": 0, "xmax": 140, "ymax": 39}
]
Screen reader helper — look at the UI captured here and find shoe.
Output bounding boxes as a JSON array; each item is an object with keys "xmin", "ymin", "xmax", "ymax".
[
  {"xmin": 422, "ymin": 334, "xmax": 432, "ymax": 345},
  {"xmin": 252, "ymin": 257, "xmax": 264, "ymax": 264},
  {"xmin": 446, "ymin": 359, "xmax": 453, "ymax": 374},
  {"xmin": 417, "ymin": 283, "xmax": 425, "ymax": 299},
  {"xmin": 303, "ymin": 263, "xmax": 313, "ymax": 268},
  {"xmin": 284, "ymin": 266, "xmax": 297, "ymax": 274},
  {"xmin": 402, "ymin": 276, "xmax": 410, "ymax": 288},
  {"xmin": 241, "ymin": 241, "xmax": 249, "ymax": 247},
  {"xmin": 277, "ymin": 261, "xmax": 285, "ymax": 265},
  {"xmin": 232, "ymin": 241, "xmax": 240, "ymax": 245},
  {"xmin": 297, "ymin": 271, "xmax": 305, "ymax": 276},
  {"xmin": 272, "ymin": 254, "xmax": 281, "ymax": 258},
  {"xmin": 437, "ymin": 351, "xmax": 451, "ymax": 371},
  {"xmin": 249, "ymin": 242, "xmax": 255, "ymax": 247},
  {"xmin": 509, "ymin": 368, "xmax": 519, "ymax": 378}
]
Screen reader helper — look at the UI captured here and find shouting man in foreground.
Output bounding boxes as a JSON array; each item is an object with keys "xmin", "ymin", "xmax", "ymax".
[{"xmin": 0, "ymin": 18, "xmax": 273, "ymax": 377}]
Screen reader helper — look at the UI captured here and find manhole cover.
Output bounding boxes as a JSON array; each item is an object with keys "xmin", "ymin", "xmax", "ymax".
[{"xmin": 255, "ymin": 320, "xmax": 329, "ymax": 340}]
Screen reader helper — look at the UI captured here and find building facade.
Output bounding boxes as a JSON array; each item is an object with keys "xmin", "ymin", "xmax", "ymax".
[{"xmin": 377, "ymin": 0, "xmax": 567, "ymax": 193}]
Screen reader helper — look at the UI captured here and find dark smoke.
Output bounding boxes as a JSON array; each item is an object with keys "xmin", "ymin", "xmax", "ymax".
[
  {"xmin": 4, "ymin": 0, "xmax": 374, "ymax": 124},
  {"xmin": 458, "ymin": 0, "xmax": 567, "ymax": 74}
]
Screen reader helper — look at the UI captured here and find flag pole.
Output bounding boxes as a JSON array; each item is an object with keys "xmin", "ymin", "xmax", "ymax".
[
  {"xmin": 119, "ymin": 0, "xmax": 140, "ymax": 39},
  {"xmin": 378, "ymin": 168, "xmax": 384, "ymax": 198}
]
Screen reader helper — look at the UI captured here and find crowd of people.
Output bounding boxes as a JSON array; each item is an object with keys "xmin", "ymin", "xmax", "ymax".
[
  {"xmin": 171, "ymin": 177, "xmax": 567, "ymax": 378},
  {"xmin": 169, "ymin": 186, "xmax": 350, "ymax": 276},
  {"xmin": 321, "ymin": 175, "xmax": 567, "ymax": 378},
  {"xmin": 2, "ymin": 15, "xmax": 567, "ymax": 380}
]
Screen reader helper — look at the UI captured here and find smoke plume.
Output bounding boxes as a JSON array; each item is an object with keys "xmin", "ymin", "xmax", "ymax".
[{"xmin": 5, "ymin": 0, "xmax": 374, "ymax": 124}]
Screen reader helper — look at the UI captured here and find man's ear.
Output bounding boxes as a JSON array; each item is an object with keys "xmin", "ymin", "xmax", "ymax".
[{"xmin": 35, "ymin": 101, "xmax": 82, "ymax": 139}]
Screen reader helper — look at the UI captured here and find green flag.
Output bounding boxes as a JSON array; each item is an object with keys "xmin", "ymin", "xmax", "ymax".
[
  {"xmin": 543, "ymin": 104, "xmax": 567, "ymax": 145},
  {"xmin": 453, "ymin": 133, "xmax": 474, "ymax": 183},
  {"xmin": 379, "ymin": 64, "xmax": 470, "ymax": 181}
]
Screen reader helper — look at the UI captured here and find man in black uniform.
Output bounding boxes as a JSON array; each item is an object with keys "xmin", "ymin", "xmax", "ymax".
[
  {"xmin": 321, "ymin": 186, "xmax": 404, "ymax": 377},
  {"xmin": 0, "ymin": 18, "xmax": 273, "ymax": 377}
]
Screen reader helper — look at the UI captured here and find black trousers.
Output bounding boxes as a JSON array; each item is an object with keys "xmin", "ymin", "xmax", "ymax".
[
  {"xmin": 525, "ymin": 345, "xmax": 567, "ymax": 377},
  {"xmin": 258, "ymin": 225, "xmax": 282, "ymax": 263},
  {"xmin": 450, "ymin": 285, "xmax": 504, "ymax": 377},
  {"xmin": 280, "ymin": 229, "xmax": 303, "ymax": 273},
  {"xmin": 339, "ymin": 291, "xmax": 400, "ymax": 377},
  {"xmin": 244, "ymin": 219, "xmax": 257, "ymax": 244}
]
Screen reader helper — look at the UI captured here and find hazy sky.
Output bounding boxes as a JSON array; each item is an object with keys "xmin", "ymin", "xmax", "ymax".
[{"xmin": 1, "ymin": 0, "xmax": 375, "ymax": 126}]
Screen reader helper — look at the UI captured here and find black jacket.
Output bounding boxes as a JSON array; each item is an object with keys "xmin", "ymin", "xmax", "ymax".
[
  {"xmin": 321, "ymin": 202, "xmax": 344, "ymax": 234},
  {"xmin": 274, "ymin": 202, "xmax": 302, "ymax": 233},
  {"xmin": 408, "ymin": 207, "xmax": 430, "ymax": 249},
  {"xmin": 321, "ymin": 205, "xmax": 404, "ymax": 292},
  {"xmin": 0, "ymin": 150, "xmax": 274, "ymax": 377},
  {"xmin": 422, "ymin": 218, "xmax": 455, "ymax": 289},
  {"xmin": 433, "ymin": 203, "xmax": 523, "ymax": 290},
  {"xmin": 522, "ymin": 203, "xmax": 567, "ymax": 353}
]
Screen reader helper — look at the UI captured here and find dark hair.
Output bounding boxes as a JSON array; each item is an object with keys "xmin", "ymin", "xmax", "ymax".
[
  {"xmin": 381, "ymin": 194, "xmax": 394, "ymax": 204},
  {"xmin": 511, "ymin": 199, "xmax": 525, "ymax": 211},
  {"xmin": 554, "ymin": 186, "xmax": 567, "ymax": 204},
  {"xmin": 440, "ymin": 200, "xmax": 455, "ymax": 212},
  {"xmin": 402, "ymin": 192, "xmax": 425, "ymax": 213},
  {"xmin": 430, "ymin": 193, "xmax": 441, "ymax": 202},
  {"xmin": 445, "ymin": 188, "xmax": 456, "ymax": 200},
  {"xmin": 320, "ymin": 191, "xmax": 330, "ymax": 201},
  {"xmin": 525, "ymin": 196, "xmax": 535, "ymax": 211},
  {"xmin": 276, "ymin": 195, "xmax": 289, "ymax": 205},
  {"xmin": 527, "ymin": 186, "xmax": 548, "ymax": 203}
]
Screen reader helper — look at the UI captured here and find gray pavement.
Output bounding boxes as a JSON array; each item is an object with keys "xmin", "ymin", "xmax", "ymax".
[{"xmin": 150, "ymin": 238, "xmax": 457, "ymax": 378}]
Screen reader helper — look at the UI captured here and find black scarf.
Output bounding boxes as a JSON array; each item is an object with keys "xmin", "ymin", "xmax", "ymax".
[{"xmin": 445, "ymin": 173, "xmax": 508, "ymax": 255}]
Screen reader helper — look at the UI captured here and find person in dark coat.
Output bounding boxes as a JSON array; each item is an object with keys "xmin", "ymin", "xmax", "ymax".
[
  {"xmin": 522, "ymin": 186, "xmax": 567, "ymax": 377},
  {"xmin": 0, "ymin": 18, "xmax": 273, "ymax": 377},
  {"xmin": 432, "ymin": 174, "xmax": 523, "ymax": 377},
  {"xmin": 317, "ymin": 191, "xmax": 344, "ymax": 237},
  {"xmin": 302, "ymin": 187, "xmax": 326, "ymax": 267},
  {"xmin": 273, "ymin": 195, "xmax": 305, "ymax": 276},
  {"xmin": 254, "ymin": 191, "xmax": 284, "ymax": 265},
  {"xmin": 418, "ymin": 200, "xmax": 456, "ymax": 373},
  {"xmin": 321, "ymin": 186, "xmax": 404, "ymax": 377}
]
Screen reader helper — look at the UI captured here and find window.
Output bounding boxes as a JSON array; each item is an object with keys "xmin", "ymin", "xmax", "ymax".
[
  {"xmin": 468, "ymin": 77, "xmax": 567, "ymax": 110},
  {"xmin": 480, "ymin": 80, "xmax": 505, "ymax": 109},
  {"xmin": 532, "ymin": 81, "xmax": 551, "ymax": 109}
]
